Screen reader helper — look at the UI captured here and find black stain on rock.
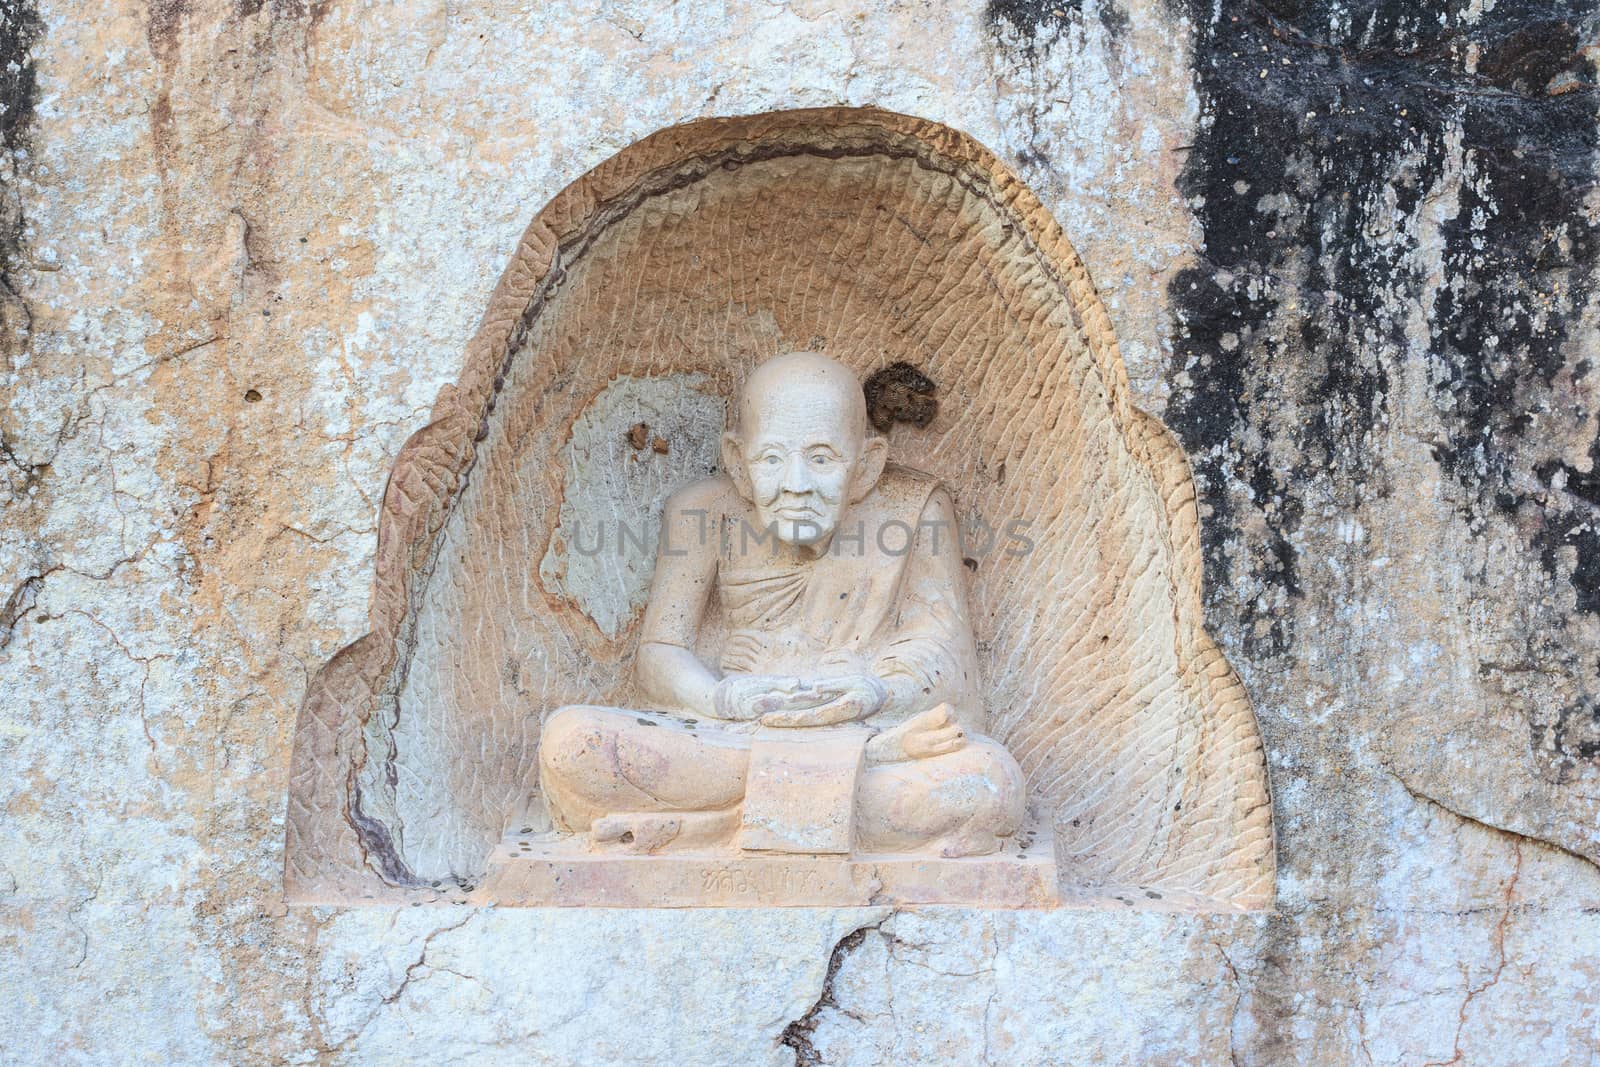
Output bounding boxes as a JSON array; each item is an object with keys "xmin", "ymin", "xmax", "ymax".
[
  {"xmin": 1094, "ymin": 0, "xmax": 1129, "ymax": 38},
  {"xmin": 1551, "ymin": 695, "xmax": 1600, "ymax": 763},
  {"xmin": 1165, "ymin": 0, "xmax": 1600, "ymax": 670},
  {"xmin": 987, "ymin": 0, "xmax": 1129, "ymax": 56},
  {"xmin": 144, "ymin": 0, "xmax": 190, "ymax": 66},
  {"xmin": 0, "ymin": 0, "xmax": 42, "ymax": 360},
  {"xmin": 987, "ymin": 0, "xmax": 1080, "ymax": 37},
  {"xmin": 1533, "ymin": 429, "xmax": 1600, "ymax": 616},
  {"xmin": 0, "ymin": 0, "xmax": 41, "ymax": 155}
]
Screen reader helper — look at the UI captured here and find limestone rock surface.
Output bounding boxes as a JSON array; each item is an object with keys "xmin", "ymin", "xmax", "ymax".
[{"xmin": 2, "ymin": 0, "xmax": 1598, "ymax": 1063}]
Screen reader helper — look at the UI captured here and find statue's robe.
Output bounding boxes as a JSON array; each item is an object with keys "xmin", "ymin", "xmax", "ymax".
[
  {"xmin": 539, "ymin": 464, "xmax": 1024, "ymax": 854},
  {"xmin": 649, "ymin": 463, "xmax": 984, "ymax": 732}
]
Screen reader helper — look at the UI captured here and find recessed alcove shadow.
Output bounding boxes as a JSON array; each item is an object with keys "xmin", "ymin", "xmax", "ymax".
[{"xmin": 284, "ymin": 107, "xmax": 1275, "ymax": 912}]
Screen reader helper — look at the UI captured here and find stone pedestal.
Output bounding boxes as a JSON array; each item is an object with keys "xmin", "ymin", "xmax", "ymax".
[{"xmin": 472, "ymin": 825, "xmax": 1059, "ymax": 908}]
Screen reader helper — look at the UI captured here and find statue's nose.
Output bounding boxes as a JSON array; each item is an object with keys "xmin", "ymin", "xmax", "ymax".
[{"xmin": 781, "ymin": 451, "xmax": 813, "ymax": 491}]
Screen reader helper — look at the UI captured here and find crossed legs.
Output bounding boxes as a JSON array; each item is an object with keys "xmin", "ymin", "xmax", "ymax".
[{"xmin": 538, "ymin": 705, "xmax": 1025, "ymax": 857}]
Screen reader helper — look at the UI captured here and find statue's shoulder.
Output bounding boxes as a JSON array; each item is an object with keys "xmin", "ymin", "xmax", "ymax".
[
  {"xmin": 880, "ymin": 462, "xmax": 942, "ymax": 492},
  {"xmin": 873, "ymin": 463, "xmax": 949, "ymax": 517},
  {"xmin": 879, "ymin": 462, "xmax": 946, "ymax": 497},
  {"xmin": 662, "ymin": 472, "xmax": 739, "ymax": 516}
]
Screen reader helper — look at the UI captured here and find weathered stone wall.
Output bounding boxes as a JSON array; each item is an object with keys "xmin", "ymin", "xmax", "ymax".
[{"xmin": 2, "ymin": 0, "xmax": 1596, "ymax": 1063}]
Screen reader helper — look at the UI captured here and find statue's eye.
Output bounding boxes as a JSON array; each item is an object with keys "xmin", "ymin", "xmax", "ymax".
[
  {"xmin": 762, "ymin": 454, "xmax": 782, "ymax": 465},
  {"xmin": 812, "ymin": 455, "xmax": 831, "ymax": 466}
]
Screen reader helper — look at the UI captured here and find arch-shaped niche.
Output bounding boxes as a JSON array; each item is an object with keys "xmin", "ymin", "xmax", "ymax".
[{"xmin": 284, "ymin": 107, "xmax": 1274, "ymax": 911}]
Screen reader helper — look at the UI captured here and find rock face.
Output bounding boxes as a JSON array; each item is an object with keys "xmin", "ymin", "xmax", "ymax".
[{"xmin": 1, "ymin": 0, "xmax": 1597, "ymax": 1064}]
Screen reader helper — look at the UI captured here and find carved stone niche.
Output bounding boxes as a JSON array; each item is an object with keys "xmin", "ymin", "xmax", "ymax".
[{"xmin": 284, "ymin": 107, "xmax": 1275, "ymax": 912}]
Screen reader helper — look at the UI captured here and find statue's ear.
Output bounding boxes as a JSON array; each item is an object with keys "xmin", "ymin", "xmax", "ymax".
[
  {"xmin": 849, "ymin": 436, "xmax": 889, "ymax": 503},
  {"xmin": 721, "ymin": 432, "xmax": 754, "ymax": 501}
]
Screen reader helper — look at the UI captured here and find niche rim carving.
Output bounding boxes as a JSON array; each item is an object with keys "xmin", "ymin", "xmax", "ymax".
[{"xmin": 284, "ymin": 106, "xmax": 1277, "ymax": 911}]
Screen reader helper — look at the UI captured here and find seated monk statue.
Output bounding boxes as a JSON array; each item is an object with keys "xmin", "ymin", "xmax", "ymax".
[{"xmin": 539, "ymin": 351, "xmax": 1026, "ymax": 858}]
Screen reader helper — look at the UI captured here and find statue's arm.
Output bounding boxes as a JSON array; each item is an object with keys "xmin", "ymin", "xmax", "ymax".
[
  {"xmin": 870, "ymin": 485, "xmax": 983, "ymax": 727},
  {"xmin": 635, "ymin": 485, "xmax": 721, "ymax": 717},
  {"xmin": 636, "ymin": 642, "xmax": 720, "ymax": 717}
]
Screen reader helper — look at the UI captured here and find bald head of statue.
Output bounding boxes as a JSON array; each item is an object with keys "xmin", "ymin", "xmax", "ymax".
[{"xmin": 721, "ymin": 351, "xmax": 890, "ymax": 548}]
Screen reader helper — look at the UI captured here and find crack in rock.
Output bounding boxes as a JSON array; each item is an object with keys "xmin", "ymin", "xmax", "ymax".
[
  {"xmin": 1390, "ymin": 769, "xmax": 1600, "ymax": 877},
  {"xmin": 1422, "ymin": 843, "xmax": 1523, "ymax": 1067},
  {"xmin": 1214, "ymin": 940, "xmax": 1244, "ymax": 1067},
  {"xmin": 332, "ymin": 912, "xmax": 479, "ymax": 1054},
  {"xmin": 0, "ymin": 563, "xmax": 58, "ymax": 651},
  {"xmin": 779, "ymin": 912, "xmax": 893, "ymax": 1066}
]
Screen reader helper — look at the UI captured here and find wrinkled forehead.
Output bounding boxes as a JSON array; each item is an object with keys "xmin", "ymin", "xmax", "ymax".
[{"xmin": 739, "ymin": 378, "xmax": 865, "ymax": 448}]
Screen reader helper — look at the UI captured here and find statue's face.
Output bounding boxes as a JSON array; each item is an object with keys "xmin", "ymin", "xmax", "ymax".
[{"xmin": 739, "ymin": 385, "xmax": 860, "ymax": 547}]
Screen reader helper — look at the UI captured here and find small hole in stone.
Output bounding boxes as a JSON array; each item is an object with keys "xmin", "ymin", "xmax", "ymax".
[
  {"xmin": 244, "ymin": 389, "xmax": 262, "ymax": 402},
  {"xmin": 620, "ymin": 831, "xmax": 634, "ymax": 844}
]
